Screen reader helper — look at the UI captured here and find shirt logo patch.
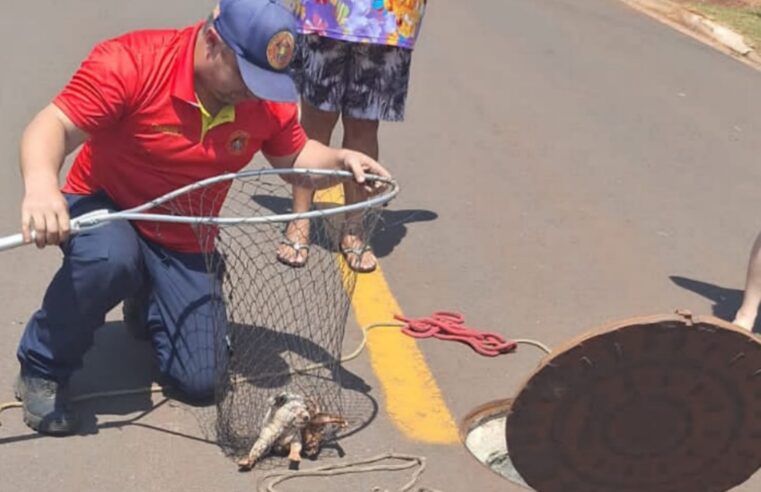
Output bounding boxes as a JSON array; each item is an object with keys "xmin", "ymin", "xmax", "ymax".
[
  {"xmin": 227, "ymin": 130, "xmax": 250, "ymax": 156},
  {"xmin": 151, "ymin": 123, "xmax": 183, "ymax": 135},
  {"xmin": 266, "ymin": 31, "xmax": 295, "ymax": 71}
]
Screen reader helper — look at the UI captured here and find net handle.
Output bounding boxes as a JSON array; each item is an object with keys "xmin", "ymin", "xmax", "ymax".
[{"xmin": 0, "ymin": 168, "xmax": 399, "ymax": 252}]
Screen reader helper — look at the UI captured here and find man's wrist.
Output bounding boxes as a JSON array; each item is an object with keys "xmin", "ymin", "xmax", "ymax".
[
  {"xmin": 336, "ymin": 149, "xmax": 352, "ymax": 169},
  {"xmin": 23, "ymin": 170, "xmax": 60, "ymax": 194}
]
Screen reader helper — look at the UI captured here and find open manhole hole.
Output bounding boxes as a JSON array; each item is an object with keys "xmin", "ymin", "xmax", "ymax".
[
  {"xmin": 462, "ymin": 311, "xmax": 761, "ymax": 492},
  {"xmin": 461, "ymin": 398, "xmax": 529, "ymax": 488}
]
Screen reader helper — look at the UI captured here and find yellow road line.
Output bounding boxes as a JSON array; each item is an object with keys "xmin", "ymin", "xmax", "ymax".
[
  {"xmin": 348, "ymin": 266, "xmax": 460, "ymax": 444},
  {"xmin": 317, "ymin": 187, "xmax": 459, "ymax": 444}
]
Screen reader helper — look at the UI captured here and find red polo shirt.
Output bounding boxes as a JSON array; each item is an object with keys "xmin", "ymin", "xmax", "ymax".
[{"xmin": 55, "ymin": 22, "xmax": 307, "ymax": 252}]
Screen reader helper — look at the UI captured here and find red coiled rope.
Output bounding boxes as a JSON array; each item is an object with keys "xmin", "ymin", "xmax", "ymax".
[{"xmin": 394, "ymin": 312, "xmax": 517, "ymax": 357}]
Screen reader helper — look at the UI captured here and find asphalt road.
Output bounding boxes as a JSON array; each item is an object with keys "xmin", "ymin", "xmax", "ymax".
[{"xmin": 1, "ymin": 0, "xmax": 761, "ymax": 491}]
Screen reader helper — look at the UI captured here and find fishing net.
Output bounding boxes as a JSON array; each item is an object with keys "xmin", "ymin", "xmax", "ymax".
[{"xmin": 162, "ymin": 168, "xmax": 397, "ymax": 463}]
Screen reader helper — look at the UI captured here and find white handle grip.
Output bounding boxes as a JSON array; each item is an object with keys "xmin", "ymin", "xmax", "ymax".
[
  {"xmin": 0, "ymin": 232, "xmax": 30, "ymax": 252},
  {"xmin": 0, "ymin": 209, "xmax": 111, "ymax": 253}
]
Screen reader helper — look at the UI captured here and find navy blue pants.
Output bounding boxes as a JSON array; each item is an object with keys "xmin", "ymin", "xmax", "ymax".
[{"xmin": 17, "ymin": 193, "xmax": 226, "ymax": 400}]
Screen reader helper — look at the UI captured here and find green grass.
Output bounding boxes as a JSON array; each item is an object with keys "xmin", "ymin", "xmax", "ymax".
[{"xmin": 690, "ymin": 4, "xmax": 761, "ymax": 48}]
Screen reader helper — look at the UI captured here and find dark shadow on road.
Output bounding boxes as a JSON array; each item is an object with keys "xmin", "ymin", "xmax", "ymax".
[
  {"xmin": 251, "ymin": 194, "xmax": 438, "ymax": 258},
  {"xmin": 371, "ymin": 209, "xmax": 438, "ymax": 258},
  {"xmin": 2, "ymin": 318, "xmax": 379, "ymax": 460},
  {"xmin": 0, "ymin": 398, "xmax": 219, "ymax": 447},
  {"xmin": 213, "ymin": 322, "xmax": 378, "ymax": 465},
  {"xmin": 0, "ymin": 320, "xmax": 180, "ymax": 444},
  {"xmin": 55, "ymin": 320, "xmax": 164, "ymax": 436},
  {"xmin": 223, "ymin": 322, "xmax": 371, "ymax": 392},
  {"xmin": 669, "ymin": 275, "xmax": 760, "ymax": 333}
]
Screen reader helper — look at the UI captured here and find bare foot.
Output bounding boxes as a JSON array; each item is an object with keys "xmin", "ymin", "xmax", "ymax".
[
  {"xmin": 237, "ymin": 456, "xmax": 255, "ymax": 471},
  {"xmin": 733, "ymin": 308, "xmax": 756, "ymax": 331},
  {"xmin": 340, "ymin": 234, "xmax": 377, "ymax": 273},
  {"xmin": 276, "ymin": 219, "xmax": 310, "ymax": 268},
  {"xmin": 288, "ymin": 441, "xmax": 302, "ymax": 462}
]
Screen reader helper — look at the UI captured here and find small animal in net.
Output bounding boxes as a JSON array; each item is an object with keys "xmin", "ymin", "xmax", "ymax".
[
  {"xmin": 237, "ymin": 392, "xmax": 311, "ymax": 470},
  {"xmin": 301, "ymin": 398, "xmax": 348, "ymax": 459}
]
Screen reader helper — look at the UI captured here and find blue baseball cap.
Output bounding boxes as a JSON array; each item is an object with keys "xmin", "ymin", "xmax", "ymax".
[{"xmin": 214, "ymin": 0, "xmax": 298, "ymax": 102}]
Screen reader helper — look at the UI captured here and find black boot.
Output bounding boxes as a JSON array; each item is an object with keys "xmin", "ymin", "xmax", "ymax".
[{"xmin": 14, "ymin": 368, "xmax": 79, "ymax": 436}]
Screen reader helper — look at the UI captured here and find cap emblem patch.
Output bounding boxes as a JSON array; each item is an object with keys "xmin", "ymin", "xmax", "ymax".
[{"xmin": 266, "ymin": 30, "xmax": 295, "ymax": 70}]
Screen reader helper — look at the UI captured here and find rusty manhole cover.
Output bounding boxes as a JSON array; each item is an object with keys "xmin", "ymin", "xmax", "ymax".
[{"xmin": 506, "ymin": 311, "xmax": 761, "ymax": 492}]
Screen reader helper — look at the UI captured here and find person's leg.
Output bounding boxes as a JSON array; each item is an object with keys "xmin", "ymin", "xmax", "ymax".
[
  {"xmin": 734, "ymin": 231, "xmax": 761, "ymax": 330},
  {"xmin": 140, "ymin": 239, "xmax": 226, "ymax": 401},
  {"xmin": 277, "ymin": 35, "xmax": 342, "ymax": 267},
  {"xmin": 276, "ymin": 102, "xmax": 340, "ymax": 266},
  {"xmin": 300, "ymin": 103, "xmax": 340, "ymax": 145},
  {"xmin": 340, "ymin": 117, "xmax": 380, "ymax": 272},
  {"xmin": 341, "ymin": 117, "xmax": 380, "ymax": 158},
  {"xmin": 16, "ymin": 193, "xmax": 145, "ymax": 434},
  {"xmin": 338, "ymin": 43, "xmax": 413, "ymax": 272}
]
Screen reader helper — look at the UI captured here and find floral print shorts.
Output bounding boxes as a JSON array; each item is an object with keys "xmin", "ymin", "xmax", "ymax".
[{"xmin": 290, "ymin": 34, "xmax": 413, "ymax": 122}]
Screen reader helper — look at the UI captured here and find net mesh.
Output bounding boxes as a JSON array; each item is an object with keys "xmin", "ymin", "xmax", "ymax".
[{"xmin": 159, "ymin": 170, "xmax": 387, "ymax": 464}]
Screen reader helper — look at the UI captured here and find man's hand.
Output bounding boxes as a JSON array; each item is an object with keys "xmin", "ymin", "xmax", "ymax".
[
  {"xmin": 18, "ymin": 104, "xmax": 86, "ymax": 248},
  {"xmin": 21, "ymin": 181, "xmax": 70, "ymax": 248},
  {"xmin": 338, "ymin": 149, "xmax": 391, "ymax": 194},
  {"xmin": 267, "ymin": 140, "xmax": 393, "ymax": 191}
]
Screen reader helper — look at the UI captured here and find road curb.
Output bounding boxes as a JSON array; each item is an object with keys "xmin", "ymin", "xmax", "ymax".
[{"xmin": 621, "ymin": 0, "xmax": 761, "ymax": 70}]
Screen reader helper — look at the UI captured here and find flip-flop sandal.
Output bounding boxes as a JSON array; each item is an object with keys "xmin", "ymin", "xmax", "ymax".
[
  {"xmin": 340, "ymin": 244, "xmax": 377, "ymax": 273},
  {"xmin": 276, "ymin": 237, "xmax": 310, "ymax": 268}
]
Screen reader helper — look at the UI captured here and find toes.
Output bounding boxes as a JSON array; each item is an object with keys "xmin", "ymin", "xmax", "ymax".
[
  {"xmin": 362, "ymin": 252, "xmax": 377, "ymax": 270},
  {"xmin": 277, "ymin": 245, "xmax": 294, "ymax": 262}
]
